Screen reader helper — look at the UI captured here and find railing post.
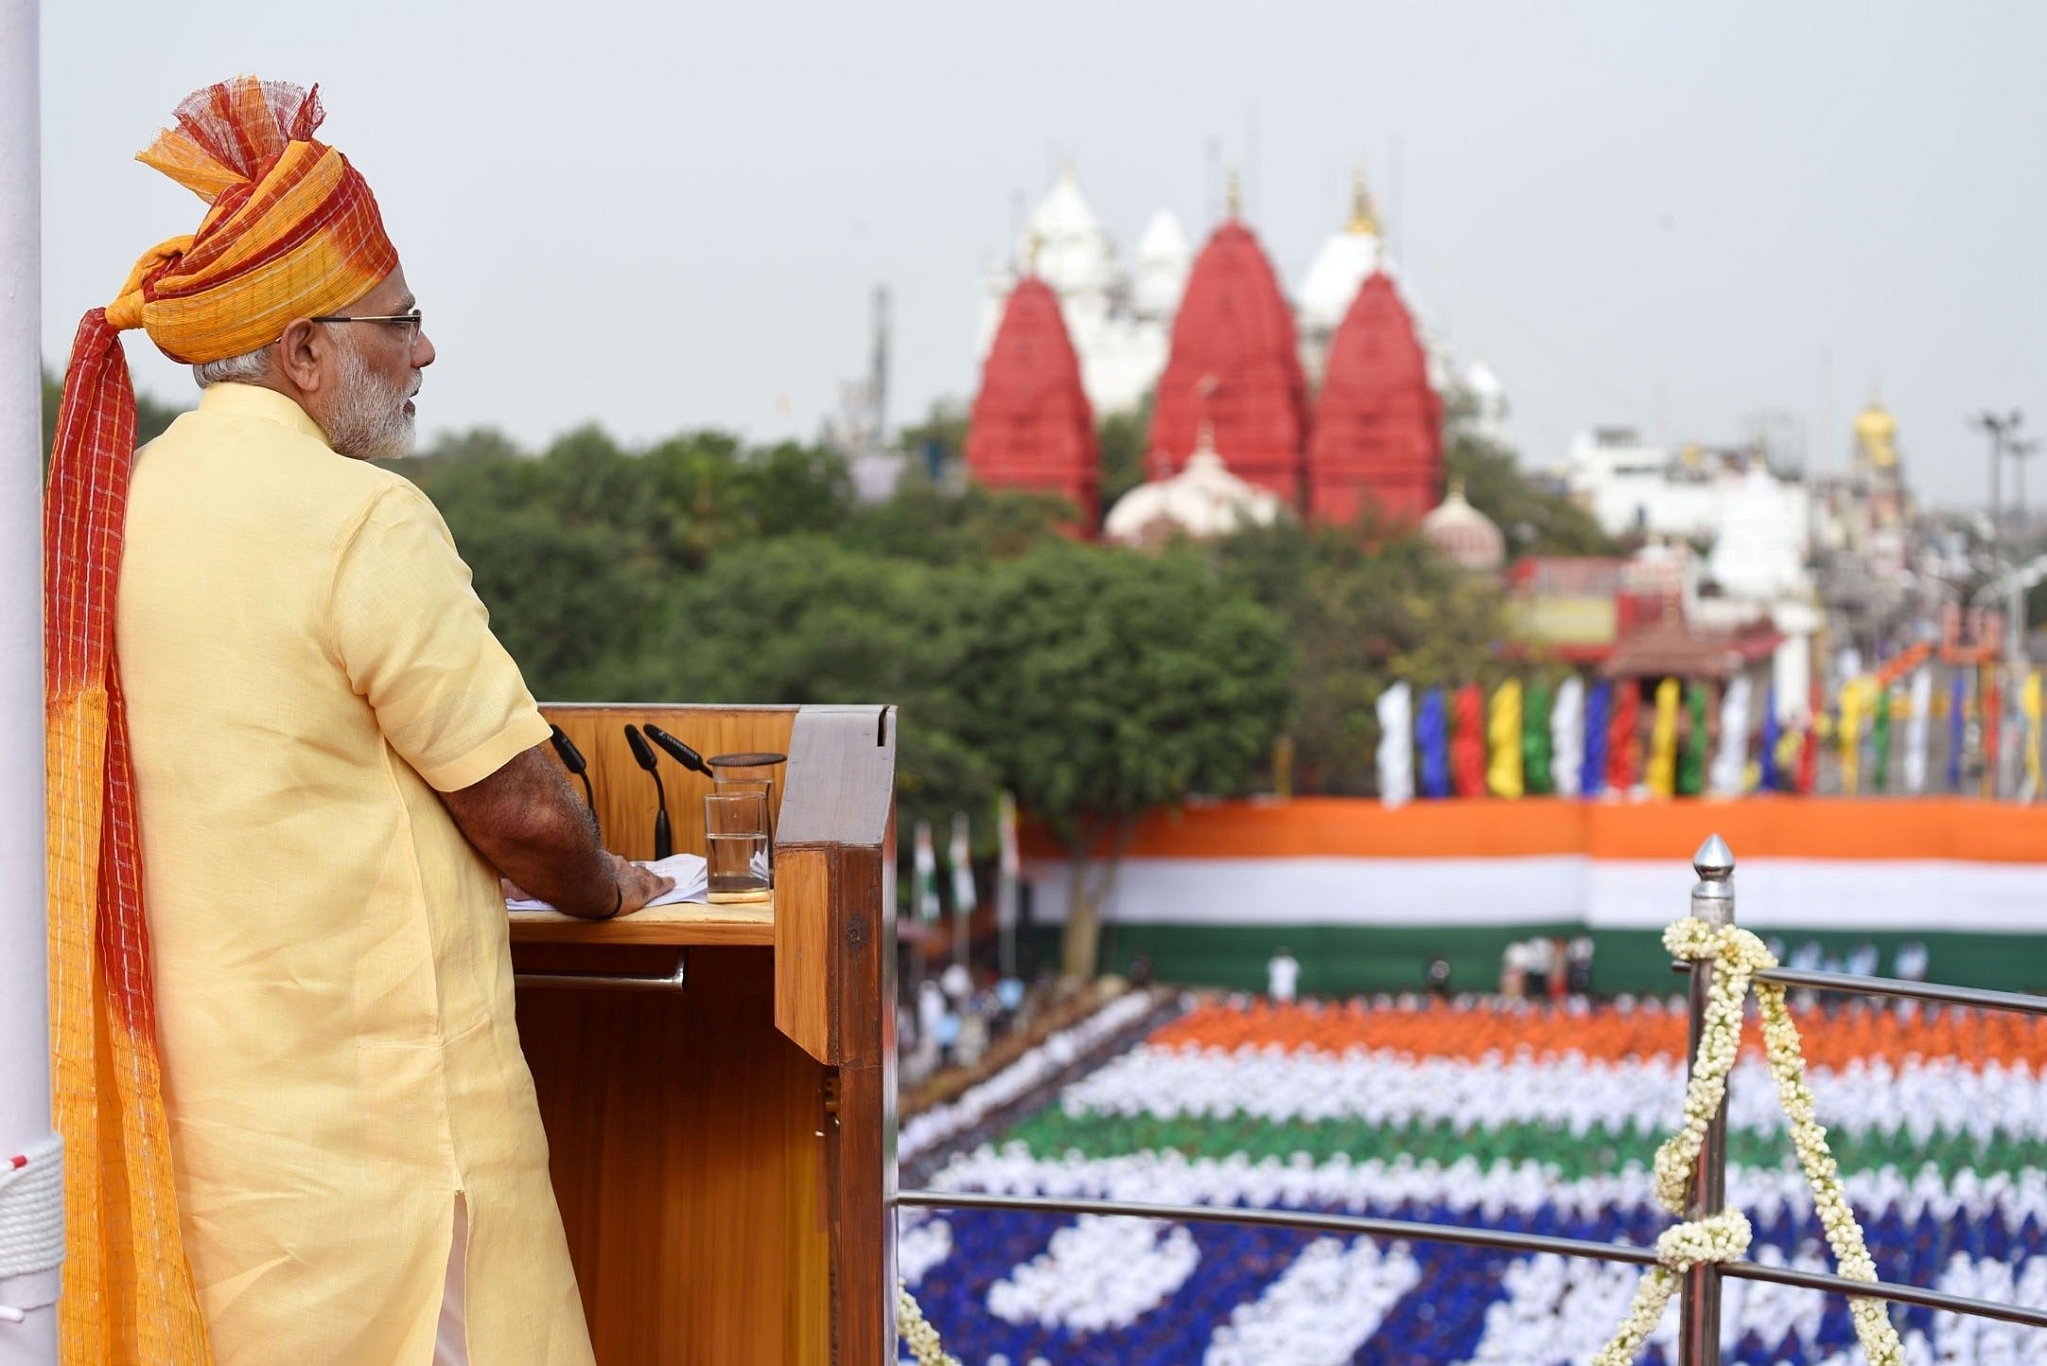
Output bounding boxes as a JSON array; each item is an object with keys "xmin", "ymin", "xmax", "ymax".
[{"xmin": 1679, "ymin": 833, "xmax": 1735, "ymax": 1366}]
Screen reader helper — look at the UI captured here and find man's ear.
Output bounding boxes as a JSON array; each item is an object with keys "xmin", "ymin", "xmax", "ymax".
[{"xmin": 273, "ymin": 319, "xmax": 325, "ymax": 393}]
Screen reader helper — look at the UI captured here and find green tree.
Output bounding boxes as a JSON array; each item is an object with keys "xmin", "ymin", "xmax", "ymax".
[
  {"xmin": 1219, "ymin": 518, "xmax": 1504, "ymax": 794},
  {"xmin": 838, "ymin": 476, "xmax": 1070, "ymax": 566},
  {"xmin": 1095, "ymin": 392, "xmax": 1155, "ymax": 520},
  {"xmin": 611, "ymin": 538, "xmax": 994, "ymax": 846},
  {"xmin": 954, "ymin": 542, "xmax": 1291, "ymax": 978}
]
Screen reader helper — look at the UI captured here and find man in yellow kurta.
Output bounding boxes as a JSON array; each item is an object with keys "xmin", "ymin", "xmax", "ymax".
[{"xmin": 46, "ymin": 77, "xmax": 666, "ymax": 1366}]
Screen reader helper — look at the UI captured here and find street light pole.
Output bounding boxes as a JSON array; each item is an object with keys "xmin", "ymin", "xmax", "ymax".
[
  {"xmin": 1975, "ymin": 410, "xmax": 2025, "ymax": 545},
  {"xmin": 2012, "ymin": 437, "xmax": 2040, "ymax": 543}
]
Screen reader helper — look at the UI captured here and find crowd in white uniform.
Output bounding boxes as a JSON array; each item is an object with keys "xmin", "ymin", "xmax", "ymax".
[{"xmin": 899, "ymin": 996, "xmax": 2047, "ymax": 1365}]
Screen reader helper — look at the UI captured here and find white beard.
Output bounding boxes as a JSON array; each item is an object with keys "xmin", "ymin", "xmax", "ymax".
[{"xmin": 324, "ymin": 341, "xmax": 418, "ymax": 460}]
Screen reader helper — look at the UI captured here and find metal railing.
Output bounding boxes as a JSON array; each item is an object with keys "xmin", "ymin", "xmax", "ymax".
[{"xmin": 896, "ymin": 835, "xmax": 2047, "ymax": 1362}]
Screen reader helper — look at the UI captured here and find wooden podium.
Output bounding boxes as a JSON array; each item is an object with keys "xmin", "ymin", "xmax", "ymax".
[{"xmin": 509, "ymin": 704, "xmax": 897, "ymax": 1365}]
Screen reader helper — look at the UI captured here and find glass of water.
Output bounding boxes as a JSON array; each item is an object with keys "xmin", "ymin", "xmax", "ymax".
[{"xmin": 704, "ymin": 791, "xmax": 772, "ymax": 904}]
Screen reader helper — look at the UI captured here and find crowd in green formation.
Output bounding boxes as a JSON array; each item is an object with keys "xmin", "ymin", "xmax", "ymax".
[{"xmin": 1002, "ymin": 1108, "xmax": 2047, "ymax": 1181}]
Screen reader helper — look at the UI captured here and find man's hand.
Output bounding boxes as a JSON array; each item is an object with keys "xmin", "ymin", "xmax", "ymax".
[
  {"xmin": 608, "ymin": 852, "xmax": 675, "ymax": 916},
  {"xmin": 442, "ymin": 743, "xmax": 644, "ymax": 920}
]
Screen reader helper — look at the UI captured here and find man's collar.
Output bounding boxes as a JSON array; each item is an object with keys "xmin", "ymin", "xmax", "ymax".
[{"xmin": 196, "ymin": 383, "xmax": 331, "ymax": 447}]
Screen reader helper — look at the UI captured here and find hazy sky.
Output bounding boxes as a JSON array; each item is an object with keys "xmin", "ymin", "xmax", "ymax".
[{"xmin": 37, "ymin": 1, "xmax": 2047, "ymax": 506}]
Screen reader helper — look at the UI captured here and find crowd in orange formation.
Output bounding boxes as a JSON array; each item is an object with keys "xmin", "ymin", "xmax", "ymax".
[{"xmin": 1149, "ymin": 998, "xmax": 2047, "ymax": 1071}]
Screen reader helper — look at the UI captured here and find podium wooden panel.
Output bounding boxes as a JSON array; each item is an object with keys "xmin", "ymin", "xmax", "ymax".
[{"xmin": 512, "ymin": 704, "xmax": 897, "ymax": 1365}]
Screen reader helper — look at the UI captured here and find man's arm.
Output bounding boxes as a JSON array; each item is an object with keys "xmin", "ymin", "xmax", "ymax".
[{"xmin": 440, "ymin": 743, "xmax": 671, "ymax": 919}]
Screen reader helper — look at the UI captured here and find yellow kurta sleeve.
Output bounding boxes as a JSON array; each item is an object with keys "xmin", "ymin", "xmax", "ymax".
[{"xmin": 327, "ymin": 483, "xmax": 550, "ymax": 791}]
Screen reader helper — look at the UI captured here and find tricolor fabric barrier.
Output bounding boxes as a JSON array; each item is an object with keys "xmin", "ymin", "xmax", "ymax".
[
  {"xmin": 1022, "ymin": 798, "xmax": 2047, "ymax": 994},
  {"xmin": 904, "ymin": 997, "xmax": 2047, "ymax": 1366},
  {"xmin": 1369, "ymin": 667, "xmax": 2045, "ymax": 803}
]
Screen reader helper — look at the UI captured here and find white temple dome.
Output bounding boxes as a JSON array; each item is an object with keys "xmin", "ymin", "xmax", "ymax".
[
  {"xmin": 1019, "ymin": 166, "xmax": 1119, "ymax": 299},
  {"xmin": 1132, "ymin": 210, "xmax": 1191, "ymax": 320},
  {"xmin": 1420, "ymin": 481, "xmax": 1505, "ymax": 572},
  {"xmin": 1104, "ymin": 426, "xmax": 1285, "ymax": 547},
  {"xmin": 1297, "ymin": 168, "xmax": 1385, "ymax": 341}
]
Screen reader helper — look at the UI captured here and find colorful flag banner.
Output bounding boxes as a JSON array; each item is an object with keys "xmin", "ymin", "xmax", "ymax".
[
  {"xmin": 996, "ymin": 791, "xmax": 1021, "ymax": 978},
  {"xmin": 1607, "ymin": 684, "xmax": 1640, "ymax": 792},
  {"xmin": 914, "ymin": 818, "xmax": 939, "ymax": 923},
  {"xmin": 1839, "ymin": 678, "xmax": 1867, "ymax": 796},
  {"xmin": 1760, "ymin": 684, "xmax": 1781, "ymax": 792},
  {"xmin": 1418, "ymin": 686, "xmax": 1450, "ymax": 800},
  {"xmin": 1374, "ymin": 683, "xmax": 1414, "ymax": 809},
  {"xmin": 1984, "ymin": 670, "xmax": 2003, "ymax": 799},
  {"xmin": 1582, "ymin": 680, "xmax": 1612, "ymax": 796},
  {"xmin": 1523, "ymin": 680, "xmax": 1553, "ymax": 797},
  {"xmin": 1551, "ymin": 675, "xmax": 1585, "ymax": 798},
  {"xmin": 1948, "ymin": 671, "xmax": 1967, "ymax": 792},
  {"xmin": 950, "ymin": 812, "xmax": 977, "ymax": 917},
  {"xmin": 1711, "ymin": 676, "xmax": 1751, "ymax": 796},
  {"xmin": 1903, "ymin": 668, "xmax": 1933, "ymax": 794},
  {"xmin": 1679, "ymin": 681, "xmax": 1709, "ymax": 797},
  {"xmin": 1486, "ymin": 679, "xmax": 1525, "ymax": 799},
  {"xmin": 1871, "ymin": 685, "xmax": 1893, "ymax": 794},
  {"xmin": 1645, "ymin": 678, "xmax": 1680, "ymax": 797},
  {"xmin": 1797, "ymin": 681, "xmax": 1820, "ymax": 794},
  {"xmin": 1451, "ymin": 685, "xmax": 1487, "ymax": 798},
  {"xmin": 2025, "ymin": 672, "xmax": 2043, "ymax": 803}
]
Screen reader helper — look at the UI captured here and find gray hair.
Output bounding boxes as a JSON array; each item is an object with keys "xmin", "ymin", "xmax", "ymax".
[{"xmin": 192, "ymin": 345, "xmax": 273, "ymax": 388}]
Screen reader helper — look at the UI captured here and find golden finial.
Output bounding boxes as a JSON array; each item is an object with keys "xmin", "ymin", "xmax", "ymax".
[
  {"xmin": 1024, "ymin": 227, "xmax": 1042, "ymax": 275},
  {"xmin": 1346, "ymin": 163, "xmax": 1380, "ymax": 236},
  {"xmin": 1225, "ymin": 167, "xmax": 1242, "ymax": 218}
]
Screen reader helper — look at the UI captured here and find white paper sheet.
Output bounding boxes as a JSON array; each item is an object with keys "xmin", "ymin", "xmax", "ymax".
[{"xmin": 505, "ymin": 852, "xmax": 707, "ymax": 911}]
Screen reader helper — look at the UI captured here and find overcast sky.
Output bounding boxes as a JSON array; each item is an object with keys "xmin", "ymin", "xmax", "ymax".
[{"xmin": 38, "ymin": 1, "xmax": 2047, "ymax": 507}]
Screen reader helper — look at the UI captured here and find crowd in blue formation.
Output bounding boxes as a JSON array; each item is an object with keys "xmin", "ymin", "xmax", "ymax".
[{"xmin": 913, "ymin": 1195, "xmax": 2047, "ymax": 1365}]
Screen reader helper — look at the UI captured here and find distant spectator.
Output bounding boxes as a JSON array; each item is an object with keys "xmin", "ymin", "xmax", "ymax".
[{"xmin": 1266, "ymin": 947, "xmax": 1301, "ymax": 1004}]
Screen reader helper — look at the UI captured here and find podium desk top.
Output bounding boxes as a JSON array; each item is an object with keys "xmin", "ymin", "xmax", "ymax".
[{"xmin": 508, "ymin": 898, "xmax": 774, "ymax": 947}]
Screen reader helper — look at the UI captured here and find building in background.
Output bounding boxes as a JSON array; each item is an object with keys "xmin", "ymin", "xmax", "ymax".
[
  {"xmin": 1101, "ymin": 423, "xmax": 1284, "ymax": 548},
  {"xmin": 1307, "ymin": 271, "xmax": 1444, "ymax": 523},
  {"xmin": 1145, "ymin": 180, "xmax": 1311, "ymax": 506},
  {"xmin": 964, "ymin": 269, "xmax": 1101, "ymax": 531}
]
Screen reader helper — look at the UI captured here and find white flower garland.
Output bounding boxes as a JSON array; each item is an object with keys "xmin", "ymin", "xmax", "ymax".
[
  {"xmin": 899, "ymin": 1282, "xmax": 962, "ymax": 1366},
  {"xmin": 1595, "ymin": 917, "xmax": 1905, "ymax": 1366}
]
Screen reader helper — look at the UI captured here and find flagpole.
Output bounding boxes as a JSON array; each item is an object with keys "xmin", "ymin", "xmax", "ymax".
[{"xmin": 0, "ymin": 0, "xmax": 58, "ymax": 1358}]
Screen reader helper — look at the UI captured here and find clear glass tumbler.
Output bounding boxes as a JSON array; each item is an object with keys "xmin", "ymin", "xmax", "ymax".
[{"xmin": 704, "ymin": 790, "xmax": 772, "ymax": 905}]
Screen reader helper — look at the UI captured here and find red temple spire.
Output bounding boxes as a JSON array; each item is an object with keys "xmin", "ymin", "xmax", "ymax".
[
  {"xmin": 1146, "ymin": 210, "xmax": 1310, "ymax": 508},
  {"xmin": 965, "ymin": 274, "xmax": 1101, "ymax": 531},
  {"xmin": 1306, "ymin": 271, "xmax": 1443, "ymax": 525}
]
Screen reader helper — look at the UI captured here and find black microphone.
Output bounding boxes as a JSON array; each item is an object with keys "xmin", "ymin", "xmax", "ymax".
[
  {"xmin": 623, "ymin": 724, "xmax": 672, "ymax": 860},
  {"xmin": 643, "ymin": 724, "xmax": 714, "ymax": 778},
  {"xmin": 548, "ymin": 725, "xmax": 600, "ymax": 836}
]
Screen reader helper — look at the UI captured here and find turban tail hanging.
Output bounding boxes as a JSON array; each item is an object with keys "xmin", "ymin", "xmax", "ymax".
[{"xmin": 45, "ymin": 76, "xmax": 395, "ymax": 1366}]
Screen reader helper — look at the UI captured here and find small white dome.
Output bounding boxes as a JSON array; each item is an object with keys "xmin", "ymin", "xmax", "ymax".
[
  {"xmin": 1132, "ymin": 209, "xmax": 1191, "ymax": 318},
  {"xmin": 1298, "ymin": 237, "xmax": 1381, "ymax": 337},
  {"xmin": 1297, "ymin": 168, "xmax": 1385, "ymax": 336},
  {"xmin": 1420, "ymin": 482, "xmax": 1504, "ymax": 572},
  {"xmin": 1020, "ymin": 166, "xmax": 1119, "ymax": 299},
  {"xmin": 1104, "ymin": 427, "xmax": 1285, "ymax": 547}
]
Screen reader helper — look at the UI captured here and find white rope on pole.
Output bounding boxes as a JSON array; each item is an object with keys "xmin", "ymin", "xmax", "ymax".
[
  {"xmin": 0, "ymin": 0, "xmax": 58, "ymax": 1361},
  {"xmin": 0, "ymin": 1138, "xmax": 64, "ymax": 1322}
]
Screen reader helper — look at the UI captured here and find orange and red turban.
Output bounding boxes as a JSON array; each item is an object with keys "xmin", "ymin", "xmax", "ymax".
[{"xmin": 44, "ymin": 77, "xmax": 394, "ymax": 1366}]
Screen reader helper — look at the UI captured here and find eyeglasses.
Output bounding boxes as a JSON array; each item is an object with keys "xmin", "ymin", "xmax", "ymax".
[{"xmin": 307, "ymin": 308, "xmax": 424, "ymax": 339}]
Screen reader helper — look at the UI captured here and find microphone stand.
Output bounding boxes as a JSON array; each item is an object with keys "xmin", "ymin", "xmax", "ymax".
[
  {"xmin": 548, "ymin": 725, "xmax": 600, "ymax": 838},
  {"xmin": 623, "ymin": 724, "xmax": 672, "ymax": 860}
]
